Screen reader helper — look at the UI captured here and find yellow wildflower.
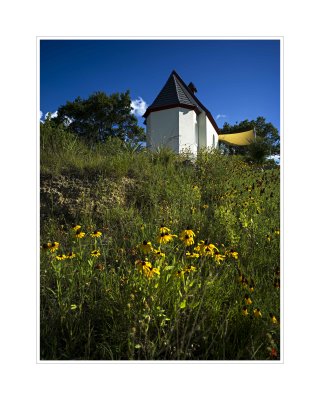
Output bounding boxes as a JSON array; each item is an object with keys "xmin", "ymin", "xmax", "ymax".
[
  {"xmin": 159, "ymin": 225, "xmax": 171, "ymax": 234},
  {"xmin": 41, "ymin": 242, "xmax": 52, "ymax": 251},
  {"xmin": 91, "ymin": 249, "xmax": 101, "ymax": 257},
  {"xmin": 71, "ymin": 224, "xmax": 81, "ymax": 231},
  {"xmin": 269, "ymin": 313, "xmax": 279, "ymax": 324},
  {"xmin": 186, "ymin": 251, "xmax": 200, "ymax": 259},
  {"xmin": 183, "ymin": 265, "xmax": 196, "ymax": 273},
  {"xmin": 65, "ymin": 251, "xmax": 76, "ymax": 259},
  {"xmin": 75, "ymin": 229, "xmax": 85, "ymax": 239},
  {"xmin": 138, "ymin": 240, "xmax": 153, "ymax": 254},
  {"xmin": 90, "ymin": 230, "xmax": 102, "ymax": 238},
  {"xmin": 153, "ymin": 248, "xmax": 165, "ymax": 258},
  {"xmin": 55, "ymin": 253, "xmax": 66, "ymax": 261},
  {"xmin": 135, "ymin": 259, "xmax": 160, "ymax": 279},
  {"xmin": 157, "ymin": 232, "xmax": 177, "ymax": 244},
  {"xmin": 214, "ymin": 253, "xmax": 226, "ymax": 264},
  {"xmin": 242, "ymin": 306, "xmax": 249, "ymax": 316},
  {"xmin": 244, "ymin": 294, "xmax": 252, "ymax": 305},
  {"xmin": 195, "ymin": 240, "xmax": 219, "ymax": 257},
  {"xmin": 179, "ymin": 228, "xmax": 196, "ymax": 246},
  {"xmin": 49, "ymin": 242, "xmax": 59, "ymax": 253},
  {"xmin": 253, "ymin": 308, "xmax": 262, "ymax": 318}
]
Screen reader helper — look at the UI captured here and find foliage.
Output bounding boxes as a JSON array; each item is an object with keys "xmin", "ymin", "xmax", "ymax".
[
  {"xmin": 40, "ymin": 129, "xmax": 280, "ymax": 361},
  {"xmin": 220, "ymin": 116, "xmax": 280, "ymax": 157},
  {"xmin": 55, "ymin": 91, "xmax": 146, "ymax": 144}
]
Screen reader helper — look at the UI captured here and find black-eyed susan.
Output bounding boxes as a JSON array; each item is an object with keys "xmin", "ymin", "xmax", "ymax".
[
  {"xmin": 91, "ymin": 249, "xmax": 101, "ymax": 257},
  {"xmin": 269, "ymin": 313, "xmax": 279, "ymax": 324},
  {"xmin": 157, "ymin": 232, "xmax": 177, "ymax": 245},
  {"xmin": 202, "ymin": 204, "xmax": 209, "ymax": 209},
  {"xmin": 244, "ymin": 294, "xmax": 252, "ymax": 305},
  {"xmin": 242, "ymin": 306, "xmax": 249, "ymax": 316},
  {"xmin": 41, "ymin": 242, "xmax": 52, "ymax": 251},
  {"xmin": 90, "ymin": 230, "xmax": 102, "ymax": 238},
  {"xmin": 195, "ymin": 240, "xmax": 218, "ymax": 257},
  {"xmin": 135, "ymin": 259, "xmax": 160, "ymax": 279},
  {"xmin": 152, "ymin": 248, "xmax": 165, "ymax": 258},
  {"xmin": 65, "ymin": 251, "xmax": 76, "ymax": 259},
  {"xmin": 75, "ymin": 229, "xmax": 85, "ymax": 239},
  {"xmin": 226, "ymin": 249, "xmax": 239, "ymax": 260},
  {"xmin": 71, "ymin": 224, "xmax": 81, "ymax": 231},
  {"xmin": 159, "ymin": 225, "xmax": 171, "ymax": 234},
  {"xmin": 183, "ymin": 265, "xmax": 196, "ymax": 274},
  {"xmin": 253, "ymin": 308, "xmax": 262, "ymax": 318},
  {"xmin": 49, "ymin": 242, "xmax": 60, "ymax": 253},
  {"xmin": 138, "ymin": 240, "xmax": 153, "ymax": 254},
  {"xmin": 185, "ymin": 251, "xmax": 200, "ymax": 259},
  {"xmin": 179, "ymin": 228, "xmax": 196, "ymax": 246},
  {"xmin": 214, "ymin": 253, "xmax": 226, "ymax": 264},
  {"xmin": 249, "ymin": 280, "xmax": 255, "ymax": 293},
  {"xmin": 56, "ymin": 253, "xmax": 66, "ymax": 261}
]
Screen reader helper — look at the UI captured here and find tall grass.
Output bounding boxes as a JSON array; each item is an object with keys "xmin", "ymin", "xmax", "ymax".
[{"xmin": 40, "ymin": 122, "xmax": 280, "ymax": 360}]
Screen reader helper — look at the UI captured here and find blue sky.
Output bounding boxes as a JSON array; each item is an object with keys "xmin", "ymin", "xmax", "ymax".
[{"xmin": 40, "ymin": 39, "xmax": 280, "ymax": 131}]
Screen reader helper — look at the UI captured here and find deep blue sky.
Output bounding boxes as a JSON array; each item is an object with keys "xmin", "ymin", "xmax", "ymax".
[{"xmin": 40, "ymin": 39, "xmax": 280, "ymax": 130}]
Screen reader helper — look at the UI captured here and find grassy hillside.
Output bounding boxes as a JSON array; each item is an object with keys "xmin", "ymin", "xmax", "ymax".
[{"xmin": 40, "ymin": 122, "xmax": 280, "ymax": 360}]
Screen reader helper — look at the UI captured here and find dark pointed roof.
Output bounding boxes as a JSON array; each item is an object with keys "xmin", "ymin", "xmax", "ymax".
[{"xmin": 143, "ymin": 70, "xmax": 219, "ymax": 133}]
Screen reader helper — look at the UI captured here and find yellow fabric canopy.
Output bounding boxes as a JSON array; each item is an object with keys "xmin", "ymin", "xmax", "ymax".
[{"xmin": 218, "ymin": 129, "xmax": 255, "ymax": 146}]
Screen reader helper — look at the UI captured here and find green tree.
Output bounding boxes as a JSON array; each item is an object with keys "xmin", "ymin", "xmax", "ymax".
[
  {"xmin": 56, "ymin": 91, "xmax": 146, "ymax": 144},
  {"xmin": 220, "ymin": 116, "xmax": 279, "ymax": 157}
]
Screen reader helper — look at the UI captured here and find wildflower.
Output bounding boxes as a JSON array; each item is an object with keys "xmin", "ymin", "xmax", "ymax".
[
  {"xmin": 90, "ymin": 230, "xmax": 102, "ymax": 238},
  {"xmin": 269, "ymin": 313, "xmax": 279, "ymax": 324},
  {"xmin": 249, "ymin": 282, "xmax": 255, "ymax": 292},
  {"xmin": 139, "ymin": 240, "xmax": 153, "ymax": 254},
  {"xmin": 253, "ymin": 308, "xmax": 262, "ymax": 318},
  {"xmin": 75, "ymin": 229, "xmax": 85, "ymax": 239},
  {"xmin": 159, "ymin": 225, "xmax": 171, "ymax": 234},
  {"xmin": 202, "ymin": 204, "xmax": 209, "ymax": 209},
  {"xmin": 274, "ymin": 229, "xmax": 280, "ymax": 235},
  {"xmin": 65, "ymin": 251, "xmax": 76, "ymax": 259},
  {"xmin": 180, "ymin": 234, "xmax": 194, "ymax": 246},
  {"xmin": 186, "ymin": 251, "xmax": 200, "ymax": 259},
  {"xmin": 244, "ymin": 294, "xmax": 252, "ymax": 305},
  {"xmin": 91, "ymin": 249, "xmax": 101, "ymax": 257},
  {"xmin": 157, "ymin": 232, "xmax": 177, "ymax": 244},
  {"xmin": 42, "ymin": 242, "xmax": 52, "ymax": 250},
  {"xmin": 242, "ymin": 306, "xmax": 249, "ymax": 316},
  {"xmin": 226, "ymin": 249, "xmax": 239, "ymax": 260},
  {"xmin": 195, "ymin": 240, "xmax": 219, "ymax": 257},
  {"xmin": 214, "ymin": 253, "xmax": 226, "ymax": 264},
  {"xmin": 153, "ymin": 248, "xmax": 165, "ymax": 258},
  {"xmin": 176, "ymin": 269, "xmax": 184, "ymax": 277},
  {"xmin": 135, "ymin": 259, "xmax": 160, "ymax": 279},
  {"xmin": 49, "ymin": 242, "xmax": 59, "ymax": 253},
  {"xmin": 266, "ymin": 234, "xmax": 272, "ymax": 242},
  {"xmin": 56, "ymin": 253, "xmax": 66, "ymax": 261},
  {"xmin": 71, "ymin": 224, "xmax": 81, "ymax": 231},
  {"xmin": 183, "ymin": 265, "xmax": 196, "ymax": 274}
]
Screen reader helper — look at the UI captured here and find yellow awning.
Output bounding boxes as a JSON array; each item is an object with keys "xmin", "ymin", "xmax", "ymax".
[{"xmin": 218, "ymin": 129, "xmax": 255, "ymax": 146}]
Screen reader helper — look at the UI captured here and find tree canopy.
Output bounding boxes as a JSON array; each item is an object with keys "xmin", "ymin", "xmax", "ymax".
[
  {"xmin": 55, "ymin": 91, "xmax": 146, "ymax": 144},
  {"xmin": 220, "ymin": 116, "xmax": 280, "ymax": 157}
]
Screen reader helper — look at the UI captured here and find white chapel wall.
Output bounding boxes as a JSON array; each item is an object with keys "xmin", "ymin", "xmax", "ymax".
[
  {"xmin": 146, "ymin": 108, "xmax": 179, "ymax": 153},
  {"xmin": 178, "ymin": 108, "xmax": 198, "ymax": 155},
  {"xmin": 205, "ymin": 116, "xmax": 219, "ymax": 149}
]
